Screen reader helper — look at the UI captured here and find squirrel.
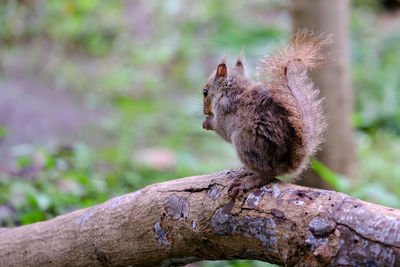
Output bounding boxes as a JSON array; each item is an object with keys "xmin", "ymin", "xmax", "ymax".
[{"xmin": 201, "ymin": 30, "xmax": 330, "ymax": 196}]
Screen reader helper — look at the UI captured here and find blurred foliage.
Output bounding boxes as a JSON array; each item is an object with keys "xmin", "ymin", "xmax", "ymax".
[
  {"xmin": 0, "ymin": 0, "xmax": 285, "ymax": 226},
  {"xmin": 0, "ymin": 0, "xmax": 121, "ymax": 55},
  {"xmin": 0, "ymin": 0, "xmax": 400, "ymax": 266},
  {"xmin": 352, "ymin": 8, "xmax": 400, "ymax": 133}
]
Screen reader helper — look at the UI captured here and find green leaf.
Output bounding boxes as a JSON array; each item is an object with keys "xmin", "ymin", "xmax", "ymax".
[
  {"xmin": 16, "ymin": 156, "xmax": 33, "ymax": 168},
  {"xmin": 20, "ymin": 209, "xmax": 46, "ymax": 225},
  {"xmin": 0, "ymin": 125, "xmax": 8, "ymax": 138},
  {"xmin": 310, "ymin": 159, "xmax": 350, "ymax": 192}
]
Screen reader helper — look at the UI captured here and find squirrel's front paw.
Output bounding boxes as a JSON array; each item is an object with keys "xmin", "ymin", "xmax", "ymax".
[{"xmin": 202, "ymin": 116, "xmax": 214, "ymax": 130}]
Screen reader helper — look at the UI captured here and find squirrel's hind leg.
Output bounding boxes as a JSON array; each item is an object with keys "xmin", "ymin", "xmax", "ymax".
[{"xmin": 228, "ymin": 169, "xmax": 274, "ymax": 198}]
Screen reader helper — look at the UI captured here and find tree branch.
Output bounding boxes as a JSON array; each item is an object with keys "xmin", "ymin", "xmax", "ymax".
[{"xmin": 1, "ymin": 169, "xmax": 400, "ymax": 266}]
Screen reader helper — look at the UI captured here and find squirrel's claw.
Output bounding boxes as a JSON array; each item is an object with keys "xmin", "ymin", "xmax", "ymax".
[{"xmin": 228, "ymin": 178, "xmax": 248, "ymax": 198}]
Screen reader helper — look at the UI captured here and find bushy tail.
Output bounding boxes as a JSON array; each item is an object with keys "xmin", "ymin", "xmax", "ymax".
[{"xmin": 258, "ymin": 29, "xmax": 331, "ymax": 178}]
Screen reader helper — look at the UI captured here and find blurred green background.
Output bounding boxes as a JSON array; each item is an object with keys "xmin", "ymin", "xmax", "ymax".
[{"xmin": 0, "ymin": 0, "xmax": 400, "ymax": 266}]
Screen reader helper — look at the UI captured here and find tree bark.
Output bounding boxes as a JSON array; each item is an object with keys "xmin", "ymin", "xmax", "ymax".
[
  {"xmin": 1, "ymin": 169, "xmax": 399, "ymax": 266},
  {"xmin": 290, "ymin": 0, "xmax": 356, "ymax": 189}
]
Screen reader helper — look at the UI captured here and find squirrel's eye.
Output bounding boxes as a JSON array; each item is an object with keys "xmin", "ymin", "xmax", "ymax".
[{"xmin": 203, "ymin": 89, "xmax": 208, "ymax": 97}]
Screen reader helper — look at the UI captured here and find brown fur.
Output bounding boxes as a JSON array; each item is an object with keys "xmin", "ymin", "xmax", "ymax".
[{"xmin": 202, "ymin": 30, "xmax": 329, "ymax": 188}]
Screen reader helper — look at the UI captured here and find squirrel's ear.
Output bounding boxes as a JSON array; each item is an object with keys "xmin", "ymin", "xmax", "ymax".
[
  {"xmin": 235, "ymin": 50, "xmax": 245, "ymax": 73},
  {"xmin": 216, "ymin": 55, "xmax": 227, "ymax": 79},
  {"xmin": 216, "ymin": 63, "xmax": 227, "ymax": 78}
]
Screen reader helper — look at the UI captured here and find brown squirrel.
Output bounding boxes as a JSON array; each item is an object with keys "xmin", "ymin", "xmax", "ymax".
[{"xmin": 201, "ymin": 30, "xmax": 330, "ymax": 196}]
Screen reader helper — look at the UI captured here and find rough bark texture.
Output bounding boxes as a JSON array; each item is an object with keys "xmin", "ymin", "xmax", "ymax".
[
  {"xmin": 1, "ymin": 169, "xmax": 399, "ymax": 266},
  {"xmin": 290, "ymin": 0, "xmax": 356, "ymax": 189}
]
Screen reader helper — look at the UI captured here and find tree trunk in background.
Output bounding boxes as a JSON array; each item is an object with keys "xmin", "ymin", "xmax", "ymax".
[{"xmin": 290, "ymin": 0, "xmax": 356, "ymax": 189}]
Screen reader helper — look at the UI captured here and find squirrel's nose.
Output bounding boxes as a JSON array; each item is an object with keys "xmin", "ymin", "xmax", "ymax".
[{"xmin": 203, "ymin": 106, "xmax": 213, "ymax": 116}]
